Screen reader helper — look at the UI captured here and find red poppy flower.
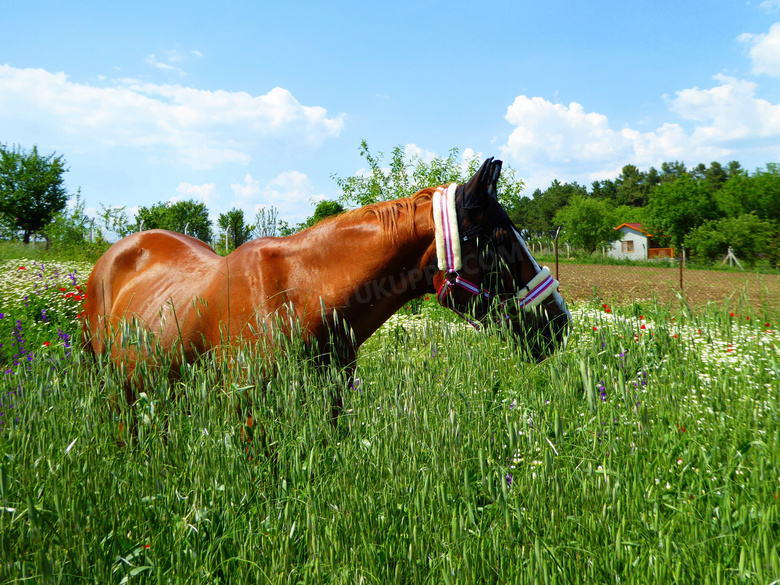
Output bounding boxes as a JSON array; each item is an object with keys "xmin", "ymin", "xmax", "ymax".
[
  {"xmin": 18, "ymin": 266, "xmax": 25, "ymax": 270},
  {"xmin": 730, "ymin": 312, "xmax": 735, "ymax": 317},
  {"xmin": 42, "ymin": 341, "xmax": 51, "ymax": 347},
  {"xmin": 640, "ymin": 324, "xmax": 646, "ymax": 330},
  {"xmin": 593, "ymin": 326, "xmax": 598, "ymax": 331}
]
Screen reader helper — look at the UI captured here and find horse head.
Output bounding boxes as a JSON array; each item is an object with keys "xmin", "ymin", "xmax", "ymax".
[{"xmin": 430, "ymin": 157, "xmax": 571, "ymax": 358}]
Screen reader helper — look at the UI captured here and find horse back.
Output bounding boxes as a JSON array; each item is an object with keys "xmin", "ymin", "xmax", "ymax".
[{"xmin": 82, "ymin": 230, "xmax": 222, "ymax": 357}]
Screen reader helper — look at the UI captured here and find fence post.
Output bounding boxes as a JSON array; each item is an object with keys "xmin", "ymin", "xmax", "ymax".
[
  {"xmin": 554, "ymin": 227, "xmax": 561, "ymax": 282},
  {"xmin": 679, "ymin": 247, "xmax": 684, "ymax": 290}
]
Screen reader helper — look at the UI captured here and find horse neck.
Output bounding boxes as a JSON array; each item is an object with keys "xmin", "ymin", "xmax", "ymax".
[{"xmin": 334, "ymin": 195, "xmax": 437, "ymax": 344}]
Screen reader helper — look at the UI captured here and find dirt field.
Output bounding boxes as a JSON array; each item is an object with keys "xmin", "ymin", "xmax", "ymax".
[{"xmin": 553, "ymin": 263, "xmax": 780, "ymax": 311}]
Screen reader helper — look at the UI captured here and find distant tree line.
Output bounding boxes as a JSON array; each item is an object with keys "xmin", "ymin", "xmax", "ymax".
[
  {"xmin": 517, "ymin": 161, "xmax": 780, "ymax": 266},
  {"xmin": 2, "ymin": 142, "xmax": 777, "ymax": 266}
]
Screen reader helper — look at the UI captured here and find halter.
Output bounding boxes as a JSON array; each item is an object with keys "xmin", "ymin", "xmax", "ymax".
[{"xmin": 431, "ymin": 183, "xmax": 561, "ymax": 328}]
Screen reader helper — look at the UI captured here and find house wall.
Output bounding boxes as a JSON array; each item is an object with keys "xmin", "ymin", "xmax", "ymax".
[{"xmin": 608, "ymin": 227, "xmax": 648, "ymax": 260}]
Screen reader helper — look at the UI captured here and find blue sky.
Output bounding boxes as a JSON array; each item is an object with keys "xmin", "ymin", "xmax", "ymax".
[{"xmin": 3, "ymin": 1, "xmax": 780, "ymax": 231}]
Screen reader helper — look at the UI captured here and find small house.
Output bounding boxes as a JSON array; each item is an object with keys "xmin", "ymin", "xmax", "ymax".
[{"xmin": 608, "ymin": 223, "xmax": 673, "ymax": 260}]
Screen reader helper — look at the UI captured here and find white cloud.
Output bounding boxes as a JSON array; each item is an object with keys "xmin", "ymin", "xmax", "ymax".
[
  {"xmin": 145, "ymin": 48, "xmax": 203, "ymax": 76},
  {"xmin": 669, "ymin": 74, "xmax": 780, "ymax": 141},
  {"xmin": 500, "ymin": 69, "xmax": 780, "ymax": 192},
  {"xmin": 502, "ymin": 96, "xmax": 631, "ymax": 168},
  {"xmin": 0, "ymin": 65, "xmax": 344, "ymax": 170},
  {"xmin": 145, "ymin": 54, "xmax": 185, "ymax": 76},
  {"xmin": 231, "ymin": 174, "xmax": 262, "ymax": 201},
  {"xmin": 268, "ymin": 170, "xmax": 312, "ymax": 193},
  {"xmin": 739, "ymin": 22, "xmax": 780, "ymax": 76},
  {"xmin": 174, "ymin": 182, "xmax": 220, "ymax": 205}
]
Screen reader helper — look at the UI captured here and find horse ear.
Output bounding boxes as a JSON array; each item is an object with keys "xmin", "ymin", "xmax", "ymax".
[
  {"xmin": 485, "ymin": 158, "xmax": 502, "ymax": 200},
  {"xmin": 462, "ymin": 157, "xmax": 503, "ymax": 209}
]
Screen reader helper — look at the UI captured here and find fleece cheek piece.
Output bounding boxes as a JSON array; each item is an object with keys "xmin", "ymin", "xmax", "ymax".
[{"xmin": 432, "ymin": 183, "xmax": 461, "ymax": 272}]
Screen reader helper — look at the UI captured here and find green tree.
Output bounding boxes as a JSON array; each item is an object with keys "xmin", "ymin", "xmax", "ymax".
[
  {"xmin": 715, "ymin": 163, "xmax": 780, "ymax": 223},
  {"xmin": 612, "ymin": 204, "xmax": 645, "ymax": 226},
  {"xmin": 301, "ymin": 200, "xmax": 345, "ymax": 229},
  {"xmin": 613, "ymin": 164, "xmax": 659, "ymax": 207},
  {"xmin": 217, "ymin": 208, "xmax": 253, "ymax": 253},
  {"xmin": 0, "ymin": 144, "xmax": 70, "ymax": 243},
  {"xmin": 97, "ymin": 204, "xmax": 133, "ymax": 240},
  {"xmin": 252, "ymin": 206, "xmax": 282, "ymax": 238},
  {"xmin": 520, "ymin": 181, "xmax": 587, "ymax": 240},
  {"xmin": 685, "ymin": 213, "xmax": 775, "ymax": 266},
  {"xmin": 590, "ymin": 178, "xmax": 619, "ymax": 202},
  {"xmin": 726, "ymin": 160, "xmax": 745, "ymax": 179},
  {"xmin": 136, "ymin": 199, "xmax": 213, "ymax": 242},
  {"xmin": 704, "ymin": 162, "xmax": 728, "ymax": 192},
  {"xmin": 554, "ymin": 195, "xmax": 622, "ymax": 254},
  {"xmin": 333, "ymin": 141, "xmax": 465, "ymax": 207},
  {"xmin": 660, "ymin": 161, "xmax": 688, "ymax": 183},
  {"xmin": 42, "ymin": 191, "xmax": 92, "ymax": 247},
  {"xmin": 332, "ymin": 141, "xmax": 524, "ymax": 213},
  {"xmin": 644, "ymin": 175, "xmax": 719, "ymax": 248}
]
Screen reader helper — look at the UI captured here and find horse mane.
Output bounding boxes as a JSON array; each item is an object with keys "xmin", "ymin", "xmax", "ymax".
[{"xmin": 324, "ymin": 189, "xmax": 435, "ymax": 243}]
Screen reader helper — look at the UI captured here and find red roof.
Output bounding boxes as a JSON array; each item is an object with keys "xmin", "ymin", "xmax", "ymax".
[{"xmin": 614, "ymin": 222, "xmax": 649, "ymax": 235}]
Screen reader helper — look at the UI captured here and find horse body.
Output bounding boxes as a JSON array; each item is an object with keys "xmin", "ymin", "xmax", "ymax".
[
  {"xmin": 83, "ymin": 159, "xmax": 570, "ymax": 403},
  {"xmin": 83, "ymin": 192, "xmax": 441, "ymax": 379}
]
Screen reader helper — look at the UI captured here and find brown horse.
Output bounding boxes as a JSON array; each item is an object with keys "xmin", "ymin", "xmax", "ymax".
[{"xmin": 82, "ymin": 158, "xmax": 570, "ymax": 412}]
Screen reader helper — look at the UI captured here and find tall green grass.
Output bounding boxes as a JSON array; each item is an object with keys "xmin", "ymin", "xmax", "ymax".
[{"xmin": 0, "ymin": 259, "xmax": 778, "ymax": 583}]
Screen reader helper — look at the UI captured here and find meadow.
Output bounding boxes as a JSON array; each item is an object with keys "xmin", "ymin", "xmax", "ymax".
[{"xmin": 0, "ymin": 254, "xmax": 779, "ymax": 584}]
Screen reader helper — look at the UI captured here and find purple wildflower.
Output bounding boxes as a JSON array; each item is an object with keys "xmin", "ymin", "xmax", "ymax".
[{"xmin": 58, "ymin": 329, "xmax": 72, "ymax": 358}]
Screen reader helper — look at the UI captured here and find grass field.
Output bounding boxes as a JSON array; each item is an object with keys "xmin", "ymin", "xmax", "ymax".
[{"xmin": 1, "ymin": 256, "xmax": 779, "ymax": 583}]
